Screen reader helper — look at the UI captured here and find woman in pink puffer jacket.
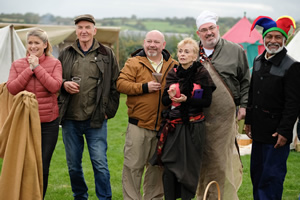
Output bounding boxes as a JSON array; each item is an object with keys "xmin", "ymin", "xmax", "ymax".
[{"xmin": 7, "ymin": 28, "xmax": 62, "ymax": 199}]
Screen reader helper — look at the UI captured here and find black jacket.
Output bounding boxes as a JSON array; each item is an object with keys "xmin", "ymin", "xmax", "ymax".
[{"xmin": 245, "ymin": 48, "xmax": 300, "ymax": 144}]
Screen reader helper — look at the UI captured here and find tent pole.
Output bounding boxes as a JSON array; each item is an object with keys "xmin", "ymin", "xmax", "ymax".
[{"xmin": 10, "ymin": 24, "xmax": 14, "ymax": 63}]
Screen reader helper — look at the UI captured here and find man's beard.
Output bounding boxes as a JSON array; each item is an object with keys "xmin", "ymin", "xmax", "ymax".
[
  {"xmin": 146, "ymin": 49, "xmax": 158, "ymax": 57},
  {"xmin": 264, "ymin": 42, "xmax": 284, "ymax": 54},
  {"xmin": 202, "ymin": 34, "xmax": 219, "ymax": 49},
  {"xmin": 264, "ymin": 36, "xmax": 286, "ymax": 55}
]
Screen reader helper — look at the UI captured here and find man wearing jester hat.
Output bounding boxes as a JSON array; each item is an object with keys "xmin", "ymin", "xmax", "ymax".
[{"xmin": 245, "ymin": 15, "xmax": 300, "ymax": 200}]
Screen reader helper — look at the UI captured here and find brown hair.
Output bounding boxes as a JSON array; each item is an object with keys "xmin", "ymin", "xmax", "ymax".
[{"xmin": 26, "ymin": 28, "xmax": 53, "ymax": 56}]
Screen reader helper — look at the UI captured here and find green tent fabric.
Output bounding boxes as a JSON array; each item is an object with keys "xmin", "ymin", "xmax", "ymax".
[{"xmin": 241, "ymin": 41, "xmax": 261, "ymax": 73}]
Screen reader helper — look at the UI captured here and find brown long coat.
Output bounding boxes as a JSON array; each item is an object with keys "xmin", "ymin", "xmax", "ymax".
[{"xmin": 0, "ymin": 83, "xmax": 43, "ymax": 200}]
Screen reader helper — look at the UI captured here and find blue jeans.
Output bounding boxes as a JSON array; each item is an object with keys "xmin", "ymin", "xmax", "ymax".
[
  {"xmin": 251, "ymin": 140, "xmax": 289, "ymax": 200},
  {"xmin": 62, "ymin": 119, "xmax": 112, "ymax": 200}
]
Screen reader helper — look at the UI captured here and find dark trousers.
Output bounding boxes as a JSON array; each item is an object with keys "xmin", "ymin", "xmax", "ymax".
[
  {"xmin": 41, "ymin": 118, "xmax": 59, "ymax": 198},
  {"xmin": 250, "ymin": 140, "xmax": 289, "ymax": 200},
  {"xmin": 163, "ymin": 167, "xmax": 193, "ymax": 200}
]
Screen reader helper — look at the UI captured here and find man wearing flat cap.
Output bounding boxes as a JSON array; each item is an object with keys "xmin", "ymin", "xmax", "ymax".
[
  {"xmin": 245, "ymin": 16, "xmax": 300, "ymax": 200},
  {"xmin": 195, "ymin": 10, "xmax": 250, "ymax": 200},
  {"xmin": 58, "ymin": 14, "xmax": 120, "ymax": 200},
  {"xmin": 74, "ymin": 14, "xmax": 96, "ymax": 24}
]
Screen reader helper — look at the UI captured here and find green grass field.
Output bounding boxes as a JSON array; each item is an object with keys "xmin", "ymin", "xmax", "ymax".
[{"xmin": 1, "ymin": 94, "xmax": 300, "ymax": 199}]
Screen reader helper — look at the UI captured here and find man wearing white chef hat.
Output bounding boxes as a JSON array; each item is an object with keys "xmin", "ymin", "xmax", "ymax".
[{"xmin": 195, "ymin": 10, "xmax": 250, "ymax": 200}]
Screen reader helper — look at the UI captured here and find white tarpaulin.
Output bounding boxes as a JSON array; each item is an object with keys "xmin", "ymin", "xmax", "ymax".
[
  {"xmin": 287, "ymin": 30, "xmax": 300, "ymax": 61},
  {"xmin": 0, "ymin": 25, "xmax": 26, "ymax": 84},
  {"xmin": 286, "ymin": 30, "xmax": 300, "ymax": 149}
]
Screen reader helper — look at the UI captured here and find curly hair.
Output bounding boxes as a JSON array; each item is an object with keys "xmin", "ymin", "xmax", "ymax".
[{"xmin": 177, "ymin": 37, "xmax": 199, "ymax": 55}]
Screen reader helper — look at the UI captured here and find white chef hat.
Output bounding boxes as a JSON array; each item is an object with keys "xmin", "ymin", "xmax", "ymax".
[{"xmin": 196, "ymin": 10, "xmax": 219, "ymax": 29}]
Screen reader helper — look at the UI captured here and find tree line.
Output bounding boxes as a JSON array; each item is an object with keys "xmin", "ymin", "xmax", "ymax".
[{"xmin": 1, "ymin": 12, "xmax": 299, "ymax": 68}]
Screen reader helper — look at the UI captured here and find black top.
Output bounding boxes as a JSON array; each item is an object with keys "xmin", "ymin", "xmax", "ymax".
[
  {"xmin": 162, "ymin": 61, "xmax": 216, "ymax": 122},
  {"xmin": 245, "ymin": 48, "xmax": 300, "ymax": 144}
]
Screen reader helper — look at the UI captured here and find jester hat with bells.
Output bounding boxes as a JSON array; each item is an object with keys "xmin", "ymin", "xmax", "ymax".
[{"xmin": 250, "ymin": 16, "xmax": 296, "ymax": 39}]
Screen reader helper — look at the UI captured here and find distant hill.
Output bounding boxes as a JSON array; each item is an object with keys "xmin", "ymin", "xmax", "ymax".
[
  {"xmin": 2, "ymin": 12, "xmax": 299, "ymax": 69},
  {"xmin": 1, "ymin": 12, "xmax": 299, "ymax": 36},
  {"xmin": 0, "ymin": 12, "xmax": 246, "ymax": 35}
]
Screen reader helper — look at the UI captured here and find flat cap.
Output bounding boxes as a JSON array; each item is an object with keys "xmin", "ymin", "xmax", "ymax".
[{"xmin": 74, "ymin": 14, "xmax": 95, "ymax": 25}]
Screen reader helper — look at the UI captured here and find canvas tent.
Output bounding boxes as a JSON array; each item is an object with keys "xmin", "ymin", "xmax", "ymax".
[
  {"xmin": 287, "ymin": 30, "xmax": 300, "ymax": 61},
  {"xmin": 0, "ymin": 23, "xmax": 121, "ymax": 58},
  {"xmin": 286, "ymin": 30, "xmax": 300, "ymax": 150},
  {"xmin": 0, "ymin": 23, "xmax": 120, "ymax": 84},
  {"xmin": 12, "ymin": 24, "xmax": 121, "ymax": 58},
  {"xmin": 222, "ymin": 16, "xmax": 265, "ymax": 73},
  {"xmin": 0, "ymin": 25, "xmax": 26, "ymax": 84}
]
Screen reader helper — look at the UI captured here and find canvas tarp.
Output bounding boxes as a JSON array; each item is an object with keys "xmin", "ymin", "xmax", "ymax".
[
  {"xmin": 13, "ymin": 25, "xmax": 121, "ymax": 49},
  {"xmin": 16, "ymin": 26, "xmax": 75, "ymax": 47},
  {"xmin": 286, "ymin": 30, "xmax": 300, "ymax": 150},
  {"xmin": 12, "ymin": 24, "xmax": 121, "ymax": 58},
  {"xmin": 0, "ymin": 25, "xmax": 26, "ymax": 84},
  {"xmin": 287, "ymin": 30, "xmax": 300, "ymax": 62},
  {"xmin": 0, "ymin": 23, "xmax": 120, "ymax": 83}
]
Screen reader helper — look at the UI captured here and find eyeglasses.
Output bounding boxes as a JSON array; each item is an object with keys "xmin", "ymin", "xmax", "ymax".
[{"xmin": 198, "ymin": 26, "xmax": 217, "ymax": 33}]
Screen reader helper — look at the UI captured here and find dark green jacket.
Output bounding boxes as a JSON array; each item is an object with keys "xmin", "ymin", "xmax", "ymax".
[
  {"xmin": 58, "ymin": 39, "xmax": 120, "ymax": 128},
  {"xmin": 210, "ymin": 38, "xmax": 250, "ymax": 107}
]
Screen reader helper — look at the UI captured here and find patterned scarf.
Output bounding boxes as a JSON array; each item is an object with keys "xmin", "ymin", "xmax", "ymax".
[{"xmin": 198, "ymin": 43, "xmax": 214, "ymax": 63}]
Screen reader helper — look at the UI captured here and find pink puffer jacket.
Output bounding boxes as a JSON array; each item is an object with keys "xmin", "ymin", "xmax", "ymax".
[{"xmin": 7, "ymin": 54, "xmax": 62, "ymax": 122}]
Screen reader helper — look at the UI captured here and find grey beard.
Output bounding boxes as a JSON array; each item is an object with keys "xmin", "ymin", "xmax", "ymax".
[
  {"xmin": 264, "ymin": 43, "xmax": 284, "ymax": 54},
  {"xmin": 202, "ymin": 35, "xmax": 220, "ymax": 49},
  {"xmin": 263, "ymin": 37, "xmax": 286, "ymax": 55},
  {"xmin": 147, "ymin": 51, "xmax": 157, "ymax": 57}
]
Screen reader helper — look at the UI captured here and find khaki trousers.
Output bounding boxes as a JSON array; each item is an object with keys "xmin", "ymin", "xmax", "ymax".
[{"xmin": 122, "ymin": 123, "xmax": 164, "ymax": 200}]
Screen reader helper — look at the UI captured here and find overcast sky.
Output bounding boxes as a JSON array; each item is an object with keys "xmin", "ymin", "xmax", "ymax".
[{"xmin": 1, "ymin": 0, "xmax": 300, "ymax": 21}]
